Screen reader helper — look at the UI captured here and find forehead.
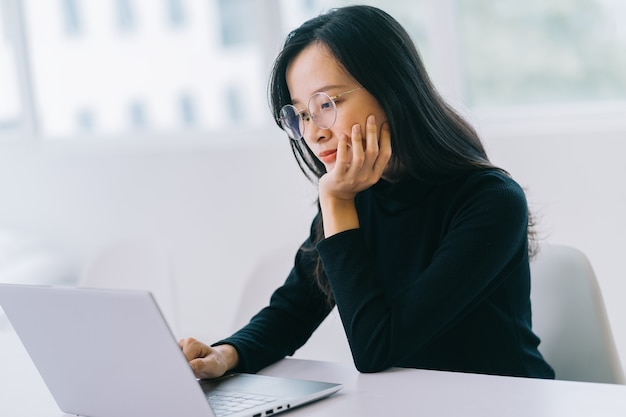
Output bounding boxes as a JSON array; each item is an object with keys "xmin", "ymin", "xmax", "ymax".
[{"xmin": 285, "ymin": 43, "xmax": 352, "ymax": 103}]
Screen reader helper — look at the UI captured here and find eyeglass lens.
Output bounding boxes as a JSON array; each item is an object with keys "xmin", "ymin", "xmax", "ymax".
[{"xmin": 280, "ymin": 92, "xmax": 337, "ymax": 140}]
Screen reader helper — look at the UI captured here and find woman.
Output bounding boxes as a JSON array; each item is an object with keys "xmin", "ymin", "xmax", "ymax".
[{"xmin": 180, "ymin": 5, "xmax": 554, "ymax": 379}]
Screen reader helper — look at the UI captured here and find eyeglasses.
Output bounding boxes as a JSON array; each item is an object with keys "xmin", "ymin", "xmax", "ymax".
[{"xmin": 278, "ymin": 87, "xmax": 362, "ymax": 141}]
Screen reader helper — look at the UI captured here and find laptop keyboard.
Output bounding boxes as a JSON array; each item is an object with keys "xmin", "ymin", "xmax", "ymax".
[{"xmin": 207, "ymin": 391, "xmax": 277, "ymax": 417}]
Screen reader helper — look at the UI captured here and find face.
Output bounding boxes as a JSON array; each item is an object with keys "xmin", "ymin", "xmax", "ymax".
[{"xmin": 285, "ymin": 42, "xmax": 388, "ymax": 172}]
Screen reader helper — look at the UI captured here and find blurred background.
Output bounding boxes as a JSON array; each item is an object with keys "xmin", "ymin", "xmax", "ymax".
[
  {"xmin": 1, "ymin": 0, "xmax": 625, "ymax": 370},
  {"xmin": 2, "ymin": 0, "xmax": 625, "ymax": 138}
]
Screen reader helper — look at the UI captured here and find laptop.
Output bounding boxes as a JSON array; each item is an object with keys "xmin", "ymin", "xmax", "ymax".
[{"xmin": 0, "ymin": 283, "xmax": 342, "ymax": 417}]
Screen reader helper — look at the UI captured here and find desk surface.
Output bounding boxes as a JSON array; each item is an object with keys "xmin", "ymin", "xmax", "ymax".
[{"xmin": 2, "ymin": 322, "xmax": 626, "ymax": 417}]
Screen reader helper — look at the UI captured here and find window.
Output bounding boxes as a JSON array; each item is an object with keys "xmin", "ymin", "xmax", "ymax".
[
  {"xmin": 166, "ymin": 0, "xmax": 186, "ymax": 27},
  {"xmin": 76, "ymin": 108, "xmax": 96, "ymax": 131},
  {"xmin": 0, "ymin": 5, "xmax": 21, "ymax": 132},
  {"xmin": 458, "ymin": 0, "xmax": 626, "ymax": 108},
  {"xmin": 226, "ymin": 86, "xmax": 244, "ymax": 123},
  {"xmin": 179, "ymin": 93, "xmax": 196, "ymax": 127},
  {"xmin": 1, "ymin": 0, "xmax": 624, "ymax": 141},
  {"xmin": 61, "ymin": 0, "xmax": 82, "ymax": 36},
  {"xmin": 129, "ymin": 100, "xmax": 148, "ymax": 129},
  {"xmin": 116, "ymin": 0, "xmax": 137, "ymax": 32},
  {"xmin": 15, "ymin": 0, "xmax": 301, "ymax": 138},
  {"xmin": 217, "ymin": 0, "xmax": 258, "ymax": 47}
]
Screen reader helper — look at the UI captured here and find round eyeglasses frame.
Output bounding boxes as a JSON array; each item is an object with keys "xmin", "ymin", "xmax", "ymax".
[{"xmin": 278, "ymin": 87, "xmax": 362, "ymax": 141}]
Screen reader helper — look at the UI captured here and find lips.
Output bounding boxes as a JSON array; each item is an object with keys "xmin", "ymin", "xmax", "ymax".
[{"xmin": 318, "ymin": 149, "xmax": 337, "ymax": 164}]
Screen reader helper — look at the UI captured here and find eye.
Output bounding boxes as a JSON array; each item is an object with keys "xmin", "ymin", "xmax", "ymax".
[
  {"xmin": 299, "ymin": 110, "xmax": 311, "ymax": 120},
  {"xmin": 320, "ymin": 101, "xmax": 333, "ymax": 110}
]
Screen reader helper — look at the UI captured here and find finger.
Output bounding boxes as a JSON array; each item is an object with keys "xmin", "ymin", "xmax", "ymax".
[
  {"xmin": 335, "ymin": 133, "xmax": 350, "ymax": 170},
  {"xmin": 190, "ymin": 351, "xmax": 229, "ymax": 379},
  {"xmin": 362, "ymin": 115, "xmax": 380, "ymax": 171},
  {"xmin": 178, "ymin": 337, "xmax": 194, "ymax": 357},
  {"xmin": 365, "ymin": 115, "xmax": 379, "ymax": 154},
  {"xmin": 189, "ymin": 357, "xmax": 217, "ymax": 379},
  {"xmin": 179, "ymin": 337, "xmax": 209, "ymax": 362},
  {"xmin": 372, "ymin": 121, "xmax": 392, "ymax": 173},
  {"xmin": 350, "ymin": 123, "xmax": 365, "ymax": 169}
]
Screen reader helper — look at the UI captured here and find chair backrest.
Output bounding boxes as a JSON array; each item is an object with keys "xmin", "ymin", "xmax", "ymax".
[
  {"xmin": 530, "ymin": 244, "xmax": 624, "ymax": 384},
  {"xmin": 79, "ymin": 238, "xmax": 179, "ymax": 336}
]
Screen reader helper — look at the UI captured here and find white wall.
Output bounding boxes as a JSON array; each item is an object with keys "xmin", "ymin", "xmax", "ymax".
[
  {"xmin": 0, "ymin": 134, "xmax": 317, "ymax": 343},
  {"xmin": 0, "ymin": 125, "xmax": 625, "ymax": 370}
]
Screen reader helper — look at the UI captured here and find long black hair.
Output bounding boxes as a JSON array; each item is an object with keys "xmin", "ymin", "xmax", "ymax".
[
  {"xmin": 268, "ymin": 5, "xmax": 535, "ymax": 300},
  {"xmin": 269, "ymin": 5, "xmax": 494, "ymax": 183}
]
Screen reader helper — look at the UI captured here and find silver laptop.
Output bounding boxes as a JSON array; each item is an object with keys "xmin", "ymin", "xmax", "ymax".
[{"xmin": 0, "ymin": 283, "xmax": 342, "ymax": 417}]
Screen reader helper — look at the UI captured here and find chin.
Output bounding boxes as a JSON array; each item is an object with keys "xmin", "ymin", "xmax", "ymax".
[{"xmin": 324, "ymin": 162, "xmax": 336, "ymax": 172}]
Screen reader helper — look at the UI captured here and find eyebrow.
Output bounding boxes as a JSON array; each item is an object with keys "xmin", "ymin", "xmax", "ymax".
[{"xmin": 290, "ymin": 84, "xmax": 348, "ymax": 106}]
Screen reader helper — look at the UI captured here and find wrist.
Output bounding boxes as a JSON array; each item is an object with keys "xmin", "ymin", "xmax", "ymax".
[
  {"xmin": 213, "ymin": 344, "xmax": 239, "ymax": 371},
  {"xmin": 319, "ymin": 192, "xmax": 359, "ymax": 237}
]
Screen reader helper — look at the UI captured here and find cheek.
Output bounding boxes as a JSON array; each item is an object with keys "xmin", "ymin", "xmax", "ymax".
[
  {"xmin": 332, "ymin": 115, "xmax": 357, "ymax": 135},
  {"xmin": 343, "ymin": 105, "xmax": 386, "ymax": 131}
]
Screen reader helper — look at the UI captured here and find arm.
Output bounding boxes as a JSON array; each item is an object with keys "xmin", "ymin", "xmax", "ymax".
[
  {"xmin": 180, "ymin": 239, "xmax": 332, "ymax": 376},
  {"xmin": 319, "ymin": 116, "xmax": 391, "ymax": 238},
  {"xmin": 318, "ymin": 173, "xmax": 531, "ymax": 372},
  {"xmin": 180, "ymin": 218, "xmax": 334, "ymax": 376},
  {"xmin": 215, "ymin": 236, "xmax": 334, "ymax": 373}
]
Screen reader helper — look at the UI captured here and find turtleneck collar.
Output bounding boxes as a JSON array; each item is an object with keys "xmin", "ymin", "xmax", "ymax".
[{"xmin": 368, "ymin": 174, "xmax": 435, "ymax": 208}]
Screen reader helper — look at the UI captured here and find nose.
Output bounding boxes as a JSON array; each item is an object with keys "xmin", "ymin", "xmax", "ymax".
[{"xmin": 303, "ymin": 119, "xmax": 329, "ymax": 144}]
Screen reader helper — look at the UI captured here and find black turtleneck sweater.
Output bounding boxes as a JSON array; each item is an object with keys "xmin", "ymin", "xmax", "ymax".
[{"xmin": 217, "ymin": 169, "xmax": 555, "ymax": 379}]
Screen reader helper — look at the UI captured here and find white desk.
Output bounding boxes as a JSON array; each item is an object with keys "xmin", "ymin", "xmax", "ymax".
[{"xmin": 2, "ymin": 322, "xmax": 626, "ymax": 417}]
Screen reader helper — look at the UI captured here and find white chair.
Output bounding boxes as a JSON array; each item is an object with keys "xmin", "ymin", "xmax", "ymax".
[
  {"xmin": 79, "ymin": 238, "xmax": 179, "ymax": 336},
  {"xmin": 530, "ymin": 244, "xmax": 625, "ymax": 384},
  {"xmin": 232, "ymin": 243, "xmax": 352, "ymax": 363}
]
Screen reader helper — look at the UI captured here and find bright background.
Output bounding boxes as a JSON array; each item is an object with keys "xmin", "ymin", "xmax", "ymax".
[{"xmin": 1, "ymin": 0, "xmax": 625, "ymax": 372}]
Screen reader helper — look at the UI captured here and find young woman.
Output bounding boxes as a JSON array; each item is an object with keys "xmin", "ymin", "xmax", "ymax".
[{"xmin": 180, "ymin": 5, "xmax": 554, "ymax": 379}]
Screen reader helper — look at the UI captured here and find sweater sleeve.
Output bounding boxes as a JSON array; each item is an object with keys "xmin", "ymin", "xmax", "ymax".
[
  {"xmin": 214, "ymin": 220, "xmax": 334, "ymax": 373},
  {"xmin": 317, "ymin": 173, "xmax": 530, "ymax": 373}
]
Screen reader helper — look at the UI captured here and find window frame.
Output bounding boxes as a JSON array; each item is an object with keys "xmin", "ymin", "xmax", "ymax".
[
  {"xmin": 1, "ymin": 0, "xmax": 625, "ymax": 144},
  {"xmin": 1, "ymin": 0, "xmax": 38, "ymax": 141}
]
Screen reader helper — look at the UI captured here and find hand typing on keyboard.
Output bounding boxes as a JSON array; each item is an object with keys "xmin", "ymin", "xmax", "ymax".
[{"xmin": 178, "ymin": 337, "xmax": 239, "ymax": 379}]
